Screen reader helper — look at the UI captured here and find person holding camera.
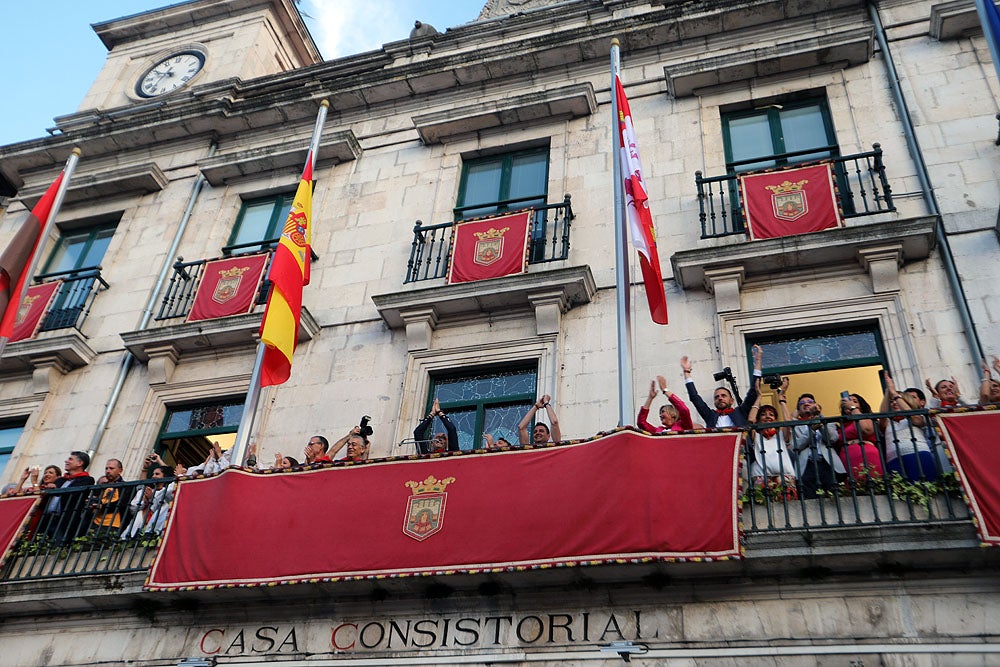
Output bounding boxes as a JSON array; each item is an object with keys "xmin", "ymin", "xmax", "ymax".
[
  {"xmin": 791, "ymin": 393, "xmax": 846, "ymax": 498},
  {"xmin": 414, "ymin": 397, "xmax": 460, "ymax": 454},
  {"xmin": 681, "ymin": 344, "xmax": 763, "ymax": 428},
  {"xmin": 328, "ymin": 424, "xmax": 372, "ymax": 463}
]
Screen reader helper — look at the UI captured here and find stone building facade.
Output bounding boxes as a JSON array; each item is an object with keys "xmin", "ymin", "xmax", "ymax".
[{"xmin": 0, "ymin": 0, "xmax": 998, "ymax": 665}]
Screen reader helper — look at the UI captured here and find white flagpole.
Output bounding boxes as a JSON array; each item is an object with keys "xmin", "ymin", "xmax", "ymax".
[
  {"xmin": 231, "ymin": 100, "xmax": 329, "ymax": 466},
  {"xmin": 611, "ymin": 39, "xmax": 634, "ymax": 427},
  {"xmin": 0, "ymin": 147, "xmax": 81, "ymax": 359}
]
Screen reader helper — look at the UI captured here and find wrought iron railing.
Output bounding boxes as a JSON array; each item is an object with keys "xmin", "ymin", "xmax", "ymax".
[
  {"xmin": 34, "ymin": 267, "xmax": 109, "ymax": 333},
  {"xmin": 155, "ymin": 250, "xmax": 274, "ymax": 321},
  {"xmin": 739, "ymin": 409, "xmax": 968, "ymax": 532},
  {"xmin": 0, "ymin": 477, "xmax": 171, "ymax": 582},
  {"xmin": 695, "ymin": 144, "xmax": 896, "ymax": 238},
  {"xmin": 405, "ymin": 196, "xmax": 574, "ymax": 284}
]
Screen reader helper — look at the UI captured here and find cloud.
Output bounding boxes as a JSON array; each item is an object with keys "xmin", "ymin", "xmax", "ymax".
[{"xmin": 303, "ymin": 0, "xmax": 413, "ymax": 59}]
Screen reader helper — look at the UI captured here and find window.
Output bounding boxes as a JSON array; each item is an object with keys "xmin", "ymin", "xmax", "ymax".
[
  {"xmin": 0, "ymin": 420, "xmax": 26, "ymax": 481},
  {"xmin": 40, "ymin": 224, "xmax": 116, "ymax": 331},
  {"xmin": 456, "ymin": 148, "xmax": 550, "ymax": 261},
  {"xmin": 155, "ymin": 398, "xmax": 244, "ymax": 470},
  {"xmin": 747, "ymin": 326, "xmax": 887, "ymax": 417},
  {"xmin": 227, "ymin": 194, "xmax": 295, "ymax": 254},
  {"xmin": 425, "ymin": 367, "xmax": 537, "ymax": 450},
  {"xmin": 722, "ymin": 97, "xmax": 849, "ymax": 227},
  {"xmin": 456, "ymin": 149, "xmax": 549, "ymax": 219},
  {"xmin": 722, "ymin": 99, "xmax": 838, "ymax": 172}
]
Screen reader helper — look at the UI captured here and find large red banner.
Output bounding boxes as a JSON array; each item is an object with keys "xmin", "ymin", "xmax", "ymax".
[
  {"xmin": 147, "ymin": 431, "xmax": 741, "ymax": 590},
  {"xmin": 10, "ymin": 281, "xmax": 60, "ymax": 342},
  {"xmin": 740, "ymin": 163, "xmax": 842, "ymax": 240},
  {"xmin": 187, "ymin": 254, "xmax": 269, "ymax": 323},
  {"xmin": 0, "ymin": 496, "xmax": 38, "ymax": 570},
  {"xmin": 937, "ymin": 409, "xmax": 1000, "ymax": 546},
  {"xmin": 447, "ymin": 210, "xmax": 532, "ymax": 285}
]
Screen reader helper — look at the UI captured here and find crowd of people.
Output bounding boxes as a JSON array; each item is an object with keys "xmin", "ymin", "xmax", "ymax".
[{"xmin": 3, "ymin": 354, "xmax": 997, "ymax": 542}]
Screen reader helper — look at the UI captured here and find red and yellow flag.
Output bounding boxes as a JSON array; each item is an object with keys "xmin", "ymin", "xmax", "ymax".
[
  {"xmin": 0, "ymin": 172, "xmax": 65, "ymax": 339},
  {"xmin": 259, "ymin": 158, "xmax": 312, "ymax": 386}
]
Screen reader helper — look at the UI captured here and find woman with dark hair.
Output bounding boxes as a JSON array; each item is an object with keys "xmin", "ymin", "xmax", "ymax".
[
  {"xmin": 839, "ymin": 392, "xmax": 884, "ymax": 481},
  {"xmin": 880, "ymin": 374, "xmax": 938, "ymax": 482}
]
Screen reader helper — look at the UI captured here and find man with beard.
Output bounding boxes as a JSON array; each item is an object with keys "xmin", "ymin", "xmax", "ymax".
[{"xmin": 682, "ymin": 344, "xmax": 764, "ymax": 428}]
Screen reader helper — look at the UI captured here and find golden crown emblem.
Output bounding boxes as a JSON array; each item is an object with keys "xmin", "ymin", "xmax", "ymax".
[
  {"xmin": 218, "ymin": 265, "xmax": 251, "ymax": 278},
  {"xmin": 405, "ymin": 475, "xmax": 456, "ymax": 495},
  {"xmin": 765, "ymin": 179, "xmax": 808, "ymax": 194},
  {"xmin": 473, "ymin": 226, "xmax": 509, "ymax": 241},
  {"xmin": 22, "ymin": 295, "xmax": 39, "ymax": 307}
]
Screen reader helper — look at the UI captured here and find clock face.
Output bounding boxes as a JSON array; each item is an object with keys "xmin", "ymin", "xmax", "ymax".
[{"xmin": 136, "ymin": 51, "xmax": 206, "ymax": 98}]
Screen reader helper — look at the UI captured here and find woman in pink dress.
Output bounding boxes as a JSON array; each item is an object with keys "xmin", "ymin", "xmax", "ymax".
[{"xmin": 839, "ymin": 392, "xmax": 884, "ymax": 481}]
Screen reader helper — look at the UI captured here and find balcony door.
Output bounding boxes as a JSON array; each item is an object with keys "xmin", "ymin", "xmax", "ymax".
[
  {"xmin": 722, "ymin": 98, "xmax": 848, "ymax": 227},
  {"xmin": 41, "ymin": 224, "xmax": 116, "ymax": 331}
]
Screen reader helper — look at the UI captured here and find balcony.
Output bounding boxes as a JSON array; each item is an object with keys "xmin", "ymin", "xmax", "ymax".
[
  {"xmin": 695, "ymin": 144, "xmax": 895, "ymax": 239},
  {"xmin": 0, "ymin": 408, "xmax": 983, "ymax": 586},
  {"xmin": 32, "ymin": 267, "xmax": 109, "ymax": 334},
  {"xmin": 404, "ymin": 196, "xmax": 574, "ymax": 284}
]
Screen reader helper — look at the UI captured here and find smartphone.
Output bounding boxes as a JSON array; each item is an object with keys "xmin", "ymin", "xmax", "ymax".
[{"xmin": 840, "ymin": 390, "xmax": 851, "ymax": 401}]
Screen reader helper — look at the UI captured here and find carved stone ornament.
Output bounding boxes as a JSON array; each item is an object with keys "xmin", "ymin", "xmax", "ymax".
[{"xmin": 478, "ymin": 0, "xmax": 555, "ymax": 20}]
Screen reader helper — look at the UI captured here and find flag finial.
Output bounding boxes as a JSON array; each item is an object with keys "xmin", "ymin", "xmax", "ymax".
[
  {"xmin": 611, "ymin": 37, "xmax": 620, "ymax": 47},
  {"xmin": 71, "ymin": 147, "xmax": 82, "ymax": 157},
  {"xmin": 320, "ymin": 99, "xmax": 330, "ymax": 108}
]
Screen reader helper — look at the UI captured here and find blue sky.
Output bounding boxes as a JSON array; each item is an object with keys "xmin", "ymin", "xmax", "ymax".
[{"xmin": 2, "ymin": 0, "xmax": 485, "ymax": 146}]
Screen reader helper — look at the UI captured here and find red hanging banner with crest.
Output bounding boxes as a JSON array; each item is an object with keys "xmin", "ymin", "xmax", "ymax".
[
  {"xmin": 936, "ymin": 409, "xmax": 1000, "ymax": 546},
  {"xmin": 146, "ymin": 430, "xmax": 742, "ymax": 590},
  {"xmin": 186, "ymin": 254, "xmax": 269, "ymax": 323},
  {"xmin": 10, "ymin": 281, "xmax": 61, "ymax": 342},
  {"xmin": 447, "ymin": 210, "xmax": 532, "ymax": 285},
  {"xmin": 739, "ymin": 163, "xmax": 843, "ymax": 240}
]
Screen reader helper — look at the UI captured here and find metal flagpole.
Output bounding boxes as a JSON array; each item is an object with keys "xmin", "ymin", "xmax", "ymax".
[
  {"xmin": 231, "ymin": 101, "xmax": 329, "ymax": 466},
  {"xmin": 974, "ymin": 0, "xmax": 1000, "ymax": 85},
  {"xmin": 0, "ymin": 147, "xmax": 82, "ymax": 359},
  {"xmin": 611, "ymin": 39, "xmax": 634, "ymax": 427}
]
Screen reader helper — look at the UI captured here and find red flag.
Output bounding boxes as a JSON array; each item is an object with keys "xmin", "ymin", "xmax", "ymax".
[
  {"xmin": 615, "ymin": 76, "xmax": 668, "ymax": 325},
  {"xmin": 259, "ymin": 158, "xmax": 312, "ymax": 386},
  {"xmin": 0, "ymin": 172, "xmax": 65, "ymax": 339}
]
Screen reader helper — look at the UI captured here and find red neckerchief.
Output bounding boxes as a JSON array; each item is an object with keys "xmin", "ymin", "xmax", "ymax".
[
  {"xmin": 717, "ymin": 407, "xmax": 734, "ymax": 415},
  {"xmin": 940, "ymin": 400, "xmax": 957, "ymax": 407},
  {"xmin": 891, "ymin": 415, "xmax": 907, "ymax": 422},
  {"xmin": 62, "ymin": 471, "xmax": 90, "ymax": 480},
  {"xmin": 761, "ymin": 427, "xmax": 777, "ymax": 439}
]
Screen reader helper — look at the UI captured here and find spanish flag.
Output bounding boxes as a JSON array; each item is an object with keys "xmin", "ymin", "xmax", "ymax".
[{"xmin": 259, "ymin": 157, "xmax": 312, "ymax": 386}]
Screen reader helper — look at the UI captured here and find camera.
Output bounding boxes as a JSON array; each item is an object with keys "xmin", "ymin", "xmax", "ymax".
[
  {"xmin": 359, "ymin": 415, "xmax": 374, "ymax": 438},
  {"xmin": 713, "ymin": 367, "xmax": 735, "ymax": 382},
  {"xmin": 762, "ymin": 373, "xmax": 783, "ymax": 390}
]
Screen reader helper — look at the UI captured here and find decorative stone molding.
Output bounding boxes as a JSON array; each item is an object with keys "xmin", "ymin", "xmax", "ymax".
[
  {"xmin": 372, "ymin": 265, "xmax": 596, "ymax": 347},
  {"xmin": 14, "ymin": 163, "xmax": 168, "ymax": 208},
  {"xmin": 857, "ymin": 243, "xmax": 903, "ymax": 294},
  {"xmin": 398, "ymin": 307, "xmax": 439, "ymax": 352},
  {"xmin": 703, "ymin": 266, "xmax": 745, "ymax": 314},
  {"xmin": 120, "ymin": 307, "xmax": 319, "ymax": 379},
  {"xmin": 671, "ymin": 216, "xmax": 936, "ymax": 292},
  {"xmin": 199, "ymin": 129, "xmax": 361, "ymax": 186},
  {"xmin": 0, "ymin": 331, "xmax": 97, "ymax": 385},
  {"xmin": 412, "ymin": 83, "xmax": 597, "ymax": 144},
  {"xmin": 929, "ymin": 1, "xmax": 978, "ymax": 41},
  {"xmin": 664, "ymin": 27, "xmax": 873, "ymax": 97}
]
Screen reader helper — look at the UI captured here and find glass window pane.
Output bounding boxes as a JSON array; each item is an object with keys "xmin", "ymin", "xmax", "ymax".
[
  {"xmin": 47, "ymin": 235, "xmax": 88, "ymax": 273},
  {"xmin": 756, "ymin": 331, "xmax": 881, "ymax": 368},
  {"xmin": 80, "ymin": 228, "xmax": 116, "ymax": 267},
  {"xmin": 232, "ymin": 201, "xmax": 278, "ymax": 246},
  {"xmin": 780, "ymin": 105, "xmax": 832, "ymax": 161},
  {"xmin": 434, "ymin": 370, "xmax": 536, "ymax": 404},
  {"xmin": 727, "ymin": 114, "xmax": 777, "ymax": 171},
  {"xmin": 0, "ymin": 423, "xmax": 23, "ymax": 481},
  {"xmin": 508, "ymin": 153, "xmax": 548, "ymax": 203},
  {"xmin": 163, "ymin": 400, "xmax": 244, "ymax": 435},
  {"xmin": 443, "ymin": 407, "xmax": 478, "ymax": 451},
  {"xmin": 461, "ymin": 159, "xmax": 503, "ymax": 209},
  {"xmin": 482, "ymin": 404, "xmax": 524, "ymax": 446}
]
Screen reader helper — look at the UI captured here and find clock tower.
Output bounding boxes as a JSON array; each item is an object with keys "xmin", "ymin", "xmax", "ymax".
[{"xmin": 77, "ymin": 0, "xmax": 321, "ymax": 112}]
